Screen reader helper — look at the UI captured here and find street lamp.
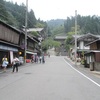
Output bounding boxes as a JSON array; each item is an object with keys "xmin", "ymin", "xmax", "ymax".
[{"xmin": 24, "ymin": 0, "xmax": 28, "ymax": 64}]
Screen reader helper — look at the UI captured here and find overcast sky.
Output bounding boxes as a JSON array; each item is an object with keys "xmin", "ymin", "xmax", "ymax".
[{"xmin": 6, "ymin": 0, "xmax": 100, "ymax": 21}]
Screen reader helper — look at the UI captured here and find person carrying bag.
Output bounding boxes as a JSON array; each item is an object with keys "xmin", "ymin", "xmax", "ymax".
[{"xmin": 12, "ymin": 56, "xmax": 19, "ymax": 73}]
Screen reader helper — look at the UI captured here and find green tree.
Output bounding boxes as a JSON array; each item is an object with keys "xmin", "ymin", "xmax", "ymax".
[
  {"xmin": 0, "ymin": 0, "xmax": 9, "ymax": 21},
  {"xmin": 64, "ymin": 15, "xmax": 100, "ymax": 35},
  {"xmin": 5, "ymin": 2, "xmax": 26, "ymax": 28},
  {"xmin": 31, "ymin": 31, "xmax": 38, "ymax": 36},
  {"xmin": 41, "ymin": 38, "xmax": 61, "ymax": 52},
  {"xmin": 28, "ymin": 9, "xmax": 36, "ymax": 28},
  {"xmin": 65, "ymin": 34, "xmax": 73, "ymax": 51},
  {"xmin": 52, "ymin": 41, "xmax": 61, "ymax": 48},
  {"xmin": 51, "ymin": 25, "xmax": 65, "ymax": 37}
]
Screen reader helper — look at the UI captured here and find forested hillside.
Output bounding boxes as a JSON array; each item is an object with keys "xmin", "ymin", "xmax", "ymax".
[
  {"xmin": 47, "ymin": 19, "xmax": 65, "ymax": 37},
  {"xmin": 47, "ymin": 19, "xmax": 65, "ymax": 28},
  {"xmin": 47, "ymin": 15, "xmax": 100, "ymax": 37},
  {"xmin": 64, "ymin": 15, "xmax": 100, "ymax": 35},
  {"xmin": 0, "ymin": 0, "xmax": 47, "ymax": 29},
  {"xmin": 1, "ymin": 0, "xmax": 100, "ymax": 36}
]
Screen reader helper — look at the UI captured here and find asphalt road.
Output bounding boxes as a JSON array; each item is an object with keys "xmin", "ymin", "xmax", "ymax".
[{"xmin": 0, "ymin": 56, "xmax": 100, "ymax": 100}]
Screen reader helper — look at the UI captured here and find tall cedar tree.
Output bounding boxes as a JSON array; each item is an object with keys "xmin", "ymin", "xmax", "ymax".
[{"xmin": 0, "ymin": 0, "xmax": 8, "ymax": 21}]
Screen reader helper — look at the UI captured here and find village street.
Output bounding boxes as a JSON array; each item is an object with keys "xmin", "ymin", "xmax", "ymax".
[
  {"xmin": 0, "ymin": 56, "xmax": 100, "ymax": 100},
  {"xmin": 1, "ymin": 1, "xmax": 100, "ymax": 100}
]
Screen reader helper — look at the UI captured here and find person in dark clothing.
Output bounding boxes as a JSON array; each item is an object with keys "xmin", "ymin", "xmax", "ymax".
[
  {"xmin": 42, "ymin": 55, "xmax": 45, "ymax": 63},
  {"xmin": 12, "ymin": 56, "xmax": 19, "ymax": 72},
  {"xmin": 34, "ymin": 55, "xmax": 37, "ymax": 63}
]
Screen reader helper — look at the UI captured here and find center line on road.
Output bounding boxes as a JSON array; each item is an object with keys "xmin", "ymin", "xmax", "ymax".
[{"xmin": 64, "ymin": 59, "xmax": 100, "ymax": 88}]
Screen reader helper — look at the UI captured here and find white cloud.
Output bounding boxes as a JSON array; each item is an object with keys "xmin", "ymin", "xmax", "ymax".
[{"xmin": 6, "ymin": 0, "xmax": 100, "ymax": 21}]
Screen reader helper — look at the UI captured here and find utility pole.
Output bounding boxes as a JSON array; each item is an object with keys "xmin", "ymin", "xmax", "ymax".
[
  {"xmin": 75, "ymin": 10, "xmax": 77, "ymax": 66},
  {"xmin": 24, "ymin": 0, "xmax": 28, "ymax": 64}
]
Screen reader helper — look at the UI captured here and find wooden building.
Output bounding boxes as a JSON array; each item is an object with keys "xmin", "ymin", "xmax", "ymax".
[
  {"xmin": 0, "ymin": 20, "xmax": 20, "ymax": 67},
  {"xmin": 0, "ymin": 20, "xmax": 42, "ymax": 67},
  {"xmin": 85, "ymin": 38, "xmax": 100, "ymax": 71},
  {"xmin": 71, "ymin": 33, "xmax": 100, "ymax": 61}
]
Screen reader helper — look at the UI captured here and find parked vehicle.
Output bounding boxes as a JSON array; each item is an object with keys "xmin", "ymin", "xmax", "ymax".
[{"xmin": 19, "ymin": 56, "xmax": 24, "ymax": 65}]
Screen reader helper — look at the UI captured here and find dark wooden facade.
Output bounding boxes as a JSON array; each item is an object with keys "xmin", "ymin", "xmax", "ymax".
[
  {"xmin": 0, "ymin": 21, "xmax": 20, "ymax": 44},
  {"xmin": 70, "ymin": 33, "xmax": 100, "ymax": 62},
  {"xmin": 0, "ymin": 20, "xmax": 41, "ymax": 68},
  {"xmin": 0, "ymin": 20, "xmax": 20, "ymax": 67},
  {"xmin": 18, "ymin": 32, "xmax": 39, "ymax": 61},
  {"xmin": 85, "ymin": 39, "xmax": 100, "ymax": 71}
]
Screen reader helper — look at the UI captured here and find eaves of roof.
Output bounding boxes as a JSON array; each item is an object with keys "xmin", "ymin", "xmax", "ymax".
[
  {"xmin": 27, "ymin": 35, "xmax": 38, "ymax": 43},
  {"xmin": 85, "ymin": 50, "xmax": 100, "ymax": 55},
  {"xmin": 0, "ymin": 20, "xmax": 21, "ymax": 34},
  {"xmin": 77, "ymin": 33, "xmax": 100, "ymax": 41},
  {"xmin": 85, "ymin": 38, "xmax": 100, "ymax": 46},
  {"xmin": 0, "ymin": 40, "xmax": 19, "ymax": 47}
]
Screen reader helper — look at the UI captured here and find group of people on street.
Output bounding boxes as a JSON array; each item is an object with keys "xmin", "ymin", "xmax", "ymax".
[
  {"xmin": 31, "ymin": 54, "xmax": 45, "ymax": 64},
  {"xmin": 1, "ymin": 53, "xmax": 46, "ymax": 73},
  {"xmin": 2, "ymin": 55, "xmax": 20, "ymax": 73},
  {"xmin": 39, "ymin": 55, "xmax": 45, "ymax": 63}
]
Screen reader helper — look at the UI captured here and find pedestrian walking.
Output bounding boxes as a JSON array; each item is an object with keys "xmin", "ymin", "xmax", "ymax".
[
  {"xmin": 36, "ymin": 55, "xmax": 39, "ymax": 63},
  {"xmin": 34, "ymin": 55, "xmax": 37, "ymax": 63},
  {"xmin": 48, "ymin": 52, "xmax": 50, "ymax": 57},
  {"xmin": 12, "ymin": 56, "xmax": 19, "ymax": 73},
  {"xmin": 42, "ymin": 55, "xmax": 45, "ymax": 63},
  {"xmin": 2, "ymin": 55, "xmax": 8, "ymax": 72},
  {"xmin": 39, "ymin": 56, "xmax": 42, "ymax": 63},
  {"xmin": 31, "ymin": 54, "xmax": 34, "ymax": 63}
]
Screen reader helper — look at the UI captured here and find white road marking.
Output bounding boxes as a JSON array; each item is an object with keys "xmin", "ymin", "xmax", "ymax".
[{"xmin": 64, "ymin": 59, "xmax": 100, "ymax": 88}]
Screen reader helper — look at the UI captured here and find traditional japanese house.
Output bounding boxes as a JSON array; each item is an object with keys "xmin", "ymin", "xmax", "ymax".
[
  {"xmin": 0, "ymin": 20, "xmax": 20, "ymax": 67},
  {"xmin": 27, "ymin": 28, "xmax": 46, "ymax": 40},
  {"xmin": 19, "ymin": 31, "xmax": 40, "ymax": 63},
  {"xmin": 26, "ymin": 28, "xmax": 45, "ymax": 54},
  {"xmin": 70, "ymin": 33, "xmax": 100, "ymax": 61},
  {"xmin": 85, "ymin": 38, "xmax": 100, "ymax": 71},
  {"xmin": 0, "ymin": 20, "xmax": 42, "ymax": 66}
]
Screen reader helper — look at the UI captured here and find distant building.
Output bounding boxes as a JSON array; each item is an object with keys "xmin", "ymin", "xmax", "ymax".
[
  {"xmin": 54, "ymin": 34, "xmax": 67, "ymax": 44},
  {"xmin": 70, "ymin": 33, "xmax": 100, "ymax": 64},
  {"xmin": 54, "ymin": 34, "xmax": 67, "ymax": 56}
]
